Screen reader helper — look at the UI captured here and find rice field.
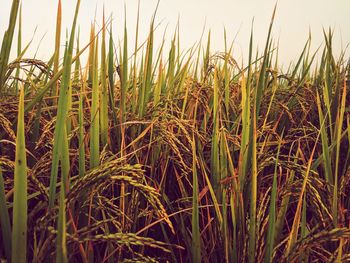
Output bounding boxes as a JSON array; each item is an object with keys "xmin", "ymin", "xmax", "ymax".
[{"xmin": 0, "ymin": 0, "xmax": 350, "ymax": 262}]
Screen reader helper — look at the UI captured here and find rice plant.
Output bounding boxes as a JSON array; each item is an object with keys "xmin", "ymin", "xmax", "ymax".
[{"xmin": 0, "ymin": 0, "xmax": 349, "ymax": 262}]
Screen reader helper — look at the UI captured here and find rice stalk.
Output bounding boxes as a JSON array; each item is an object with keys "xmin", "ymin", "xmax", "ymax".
[{"xmin": 11, "ymin": 87, "xmax": 27, "ymax": 263}]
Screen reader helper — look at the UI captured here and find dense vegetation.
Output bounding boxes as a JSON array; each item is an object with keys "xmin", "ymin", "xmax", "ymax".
[{"xmin": 0, "ymin": 0, "xmax": 350, "ymax": 262}]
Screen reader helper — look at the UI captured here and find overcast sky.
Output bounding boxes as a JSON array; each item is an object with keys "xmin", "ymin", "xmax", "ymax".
[{"xmin": 1, "ymin": 0, "xmax": 349, "ymax": 68}]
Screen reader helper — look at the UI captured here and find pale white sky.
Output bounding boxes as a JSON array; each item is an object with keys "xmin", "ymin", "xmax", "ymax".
[{"xmin": 1, "ymin": 0, "xmax": 349, "ymax": 68}]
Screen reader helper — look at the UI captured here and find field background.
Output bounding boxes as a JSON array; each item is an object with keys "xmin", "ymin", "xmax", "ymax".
[{"xmin": 0, "ymin": 1, "xmax": 350, "ymax": 262}]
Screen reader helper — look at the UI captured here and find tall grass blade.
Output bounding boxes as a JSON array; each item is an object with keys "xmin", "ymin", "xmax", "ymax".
[
  {"xmin": 332, "ymin": 79, "xmax": 347, "ymax": 225},
  {"xmin": 316, "ymin": 91, "xmax": 332, "ymax": 185},
  {"xmin": 14, "ymin": 3, "xmax": 22, "ymax": 93},
  {"xmin": 0, "ymin": 167, "xmax": 11, "ymax": 262},
  {"xmin": 255, "ymin": 5, "xmax": 276, "ymax": 118},
  {"xmin": 248, "ymin": 91, "xmax": 258, "ymax": 263},
  {"xmin": 120, "ymin": 15, "xmax": 128, "ymax": 125},
  {"xmin": 264, "ymin": 134, "xmax": 282, "ymax": 263},
  {"xmin": 56, "ymin": 124, "xmax": 69, "ymax": 263},
  {"xmin": 191, "ymin": 134, "xmax": 201, "ymax": 262},
  {"xmin": 11, "ymin": 87, "xmax": 27, "ymax": 263},
  {"xmin": 100, "ymin": 10, "xmax": 109, "ymax": 147},
  {"xmin": 107, "ymin": 24, "xmax": 118, "ymax": 144},
  {"xmin": 131, "ymin": 0, "xmax": 140, "ymax": 113},
  {"xmin": 90, "ymin": 36, "xmax": 100, "ymax": 169},
  {"xmin": 211, "ymin": 69, "xmax": 220, "ymax": 199},
  {"xmin": 52, "ymin": 0, "xmax": 62, "ymax": 101},
  {"xmin": 48, "ymin": 0, "xmax": 81, "ymax": 208},
  {"xmin": 138, "ymin": 8, "xmax": 156, "ymax": 118},
  {"xmin": 78, "ymin": 88, "xmax": 85, "ymax": 179},
  {"xmin": 0, "ymin": 0, "xmax": 20, "ymax": 94}
]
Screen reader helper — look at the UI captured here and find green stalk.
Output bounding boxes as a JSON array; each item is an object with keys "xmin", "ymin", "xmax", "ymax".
[
  {"xmin": 211, "ymin": 69, "xmax": 220, "ymax": 199},
  {"xmin": 153, "ymin": 58, "xmax": 163, "ymax": 105},
  {"xmin": 48, "ymin": 0, "xmax": 81, "ymax": 208},
  {"xmin": 166, "ymin": 33, "xmax": 176, "ymax": 98},
  {"xmin": 73, "ymin": 28, "xmax": 80, "ymax": 85},
  {"xmin": 255, "ymin": 5, "xmax": 276, "ymax": 118},
  {"xmin": 56, "ymin": 124, "xmax": 69, "ymax": 263},
  {"xmin": 52, "ymin": 0, "xmax": 62, "ymax": 101},
  {"xmin": 179, "ymin": 62, "xmax": 191, "ymax": 118},
  {"xmin": 11, "ymin": 87, "xmax": 27, "ymax": 263},
  {"xmin": 66, "ymin": 39, "xmax": 73, "ymax": 138},
  {"xmin": 0, "ymin": 167, "xmax": 11, "ymax": 262},
  {"xmin": 90, "ymin": 36, "xmax": 100, "ymax": 169},
  {"xmin": 332, "ymin": 80, "xmax": 347, "ymax": 226},
  {"xmin": 300, "ymin": 194, "xmax": 309, "ymax": 262},
  {"xmin": 201, "ymin": 32, "xmax": 211, "ymax": 82},
  {"xmin": 78, "ymin": 87, "xmax": 85, "ymax": 179},
  {"xmin": 100, "ymin": 11, "xmax": 109, "ymax": 147},
  {"xmin": 107, "ymin": 23, "xmax": 118, "ymax": 146},
  {"xmin": 248, "ymin": 91, "xmax": 258, "ymax": 263},
  {"xmin": 0, "ymin": 0, "xmax": 20, "ymax": 94},
  {"xmin": 14, "ymin": 3, "xmax": 22, "ymax": 93},
  {"xmin": 264, "ymin": 134, "xmax": 282, "ymax": 263},
  {"xmin": 138, "ymin": 14, "xmax": 155, "ymax": 118},
  {"xmin": 238, "ymin": 25, "xmax": 253, "ymax": 189},
  {"xmin": 316, "ymin": 91, "xmax": 332, "ymax": 185},
  {"xmin": 131, "ymin": 0, "xmax": 140, "ymax": 113},
  {"xmin": 223, "ymin": 40, "xmax": 232, "ymax": 120},
  {"xmin": 230, "ymin": 192, "xmax": 237, "ymax": 263},
  {"xmin": 120, "ymin": 16, "xmax": 128, "ymax": 125},
  {"xmin": 88, "ymin": 24, "xmax": 95, "ymax": 86},
  {"xmin": 56, "ymin": 178, "xmax": 67, "ymax": 263},
  {"xmin": 191, "ymin": 134, "xmax": 201, "ymax": 262}
]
